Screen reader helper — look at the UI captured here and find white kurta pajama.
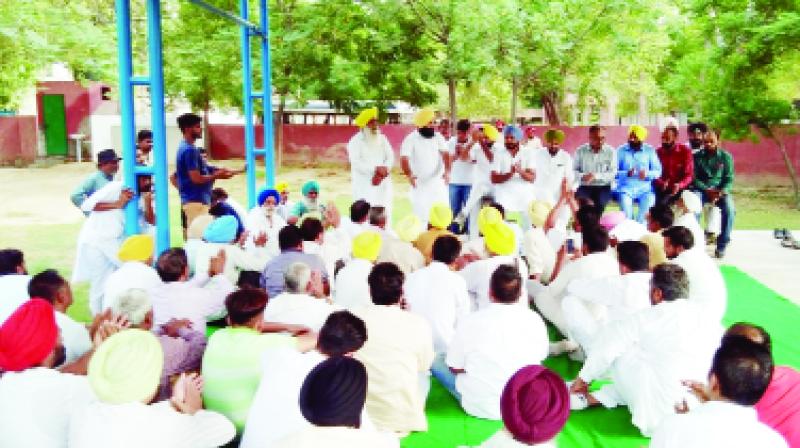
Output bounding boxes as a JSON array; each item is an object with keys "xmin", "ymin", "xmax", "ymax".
[
  {"xmin": 671, "ymin": 249, "xmax": 727, "ymax": 323},
  {"xmin": 347, "ymin": 129, "xmax": 394, "ymax": 209},
  {"xmin": 578, "ymin": 299, "xmax": 723, "ymax": 436},
  {"xmin": 400, "ymin": 130, "xmax": 449, "ymax": 227},
  {"xmin": 491, "ymin": 145, "xmax": 536, "ymax": 214},
  {"xmin": 245, "ymin": 206, "xmax": 287, "ymax": 257}
]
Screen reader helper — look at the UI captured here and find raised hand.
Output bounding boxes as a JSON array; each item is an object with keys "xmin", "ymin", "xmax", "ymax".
[{"xmin": 171, "ymin": 373, "xmax": 204, "ymax": 415}]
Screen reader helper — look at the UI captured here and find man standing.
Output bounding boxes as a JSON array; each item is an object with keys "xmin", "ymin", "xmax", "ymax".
[
  {"xmin": 691, "ymin": 129, "xmax": 735, "ymax": 258},
  {"xmin": 401, "ymin": 108, "xmax": 450, "ymax": 227},
  {"xmin": 616, "ymin": 125, "xmax": 662, "ymax": 223},
  {"xmin": 70, "ymin": 149, "xmax": 121, "ymax": 213},
  {"xmin": 135, "ymin": 130, "xmax": 153, "ymax": 164},
  {"xmin": 454, "ymin": 124, "xmax": 500, "ymax": 238},
  {"xmin": 574, "ymin": 125, "xmax": 617, "ymax": 214},
  {"xmin": 654, "ymin": 127, "xmax": 694, "ymax": 205},
  {"xmin": 175, "ymin": 113, "xmax": 239, "ymax": 237},
  {"xmin": 447, "ymin": 119, "xmax": 474, "ymax": 232},
  {"xmin": 347, "ymin": 107, "xmax": 394, "ymax": 214}
]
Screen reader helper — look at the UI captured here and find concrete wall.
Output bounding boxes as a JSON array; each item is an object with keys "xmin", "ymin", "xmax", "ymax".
[{"xmin": 0, "ymin": 116, "xmax": 38, "ymax": 165}]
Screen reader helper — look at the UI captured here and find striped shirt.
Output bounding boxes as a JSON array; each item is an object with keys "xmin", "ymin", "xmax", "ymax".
[{"xmin": 573, "ymin": 143, "xmax": 617, "ymax": 186}]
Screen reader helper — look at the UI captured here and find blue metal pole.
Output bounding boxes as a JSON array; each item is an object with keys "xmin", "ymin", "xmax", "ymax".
[
  {"xmin": 115, "ymin": 0, "xmax": 139, "ymax": 238},
  {"xmin": 259, "ymin": 0, "xmax": 276, "ymax": 190},
  {"xmin": 146, "ymin": 0, "xmax": 171, "ymax": 256},
  {"xmin": 241, "ymin": 0, "xmax": 257, "ymax": 208}
]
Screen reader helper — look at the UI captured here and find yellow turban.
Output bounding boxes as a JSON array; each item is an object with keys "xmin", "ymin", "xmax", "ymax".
[
  {"xmin": 478, "ymin": 206, "xmax": 503, "ymax": 235},
  {"xmin": 275, "ymin": 181, "xmax": 289, "ymax": 193},
  {"xmin": 352, "ymin": 231, "xmax": 382, "ymax": 262},
  {"xmin": 354, "ymin": 107, "xmax": 378, "ymax": 128},
  {"xmin": 413, "ymin": 108, "xmax": 435, "ymax": 128},
  {"xmin": 117, "ymin": 234, "xmax": 154, "ymax": 262},
  {"xmin": 483, "ymin": 221, "xmax": 516, "ymax": 256},
  {"xmin": 482, "ymin": 123, "xmax": 500, "ymax": 142},
  {"xmin": 528, "ymin": 200, "xmax": 553, "ymax": 228},
  {"xmin": 544, "ymin": 129, "xmax": 566, "ymax": 144},
  {"xmin": 88, "ymin": 329, "xmax": 164, "ymax": 404},
  {"xmin": 629, "ymin": 125, "xmax": 648, "ymax": 141},
  {"xmin": 428, "ymin": 202, "xmax": 453, "ymax": 230},
  {"xmin": 396, "ymin": 215, "xmax": 422, "ymax": 243},
  {"xmin": 187, "ymin": 214, "xmax": 214, "ymax": 240}
]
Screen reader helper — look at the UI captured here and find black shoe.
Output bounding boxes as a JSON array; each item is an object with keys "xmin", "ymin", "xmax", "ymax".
[{"xmin": 714, "ymin": 249, "xmax": 725, "ymax": 259}]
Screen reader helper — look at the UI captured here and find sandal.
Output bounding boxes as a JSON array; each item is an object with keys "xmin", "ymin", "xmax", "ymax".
[{"xmin": 781, "ymin": 235, "xmax": 798, "ymax": 248}]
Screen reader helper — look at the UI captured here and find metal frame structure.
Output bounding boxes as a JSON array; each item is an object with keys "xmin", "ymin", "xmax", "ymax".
[{"xmin": 116, "ymin": 0, "xmax": 275, "ymax": 256}]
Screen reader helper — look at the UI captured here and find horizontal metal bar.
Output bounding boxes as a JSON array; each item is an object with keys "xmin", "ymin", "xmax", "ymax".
[
  {"xmin": 135, "ymin": 165, "xmax": 155, "ymax": 175},
  {"xmin": 130, "ymin": 76, "xmax": 150, "ymax": 86},
  {"xmin": 252, "ymin": 148, "xmax": 266, "ymax": 156},
  {"xmin": 251, "ymin": 91, "xmax": 264, "ymax": 98},
  {"xmin": 186, "ymin": 0, "xmax": 262, "ymax": 35}
]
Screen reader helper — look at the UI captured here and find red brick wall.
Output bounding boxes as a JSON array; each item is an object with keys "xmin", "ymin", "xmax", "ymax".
[
  {"xmin": 208, "ymin": 124, "xmax": 800, "ymax": 178},
  {"xmin": 0, "ymin": 116, "xmax": 38, "ymax": 165}
]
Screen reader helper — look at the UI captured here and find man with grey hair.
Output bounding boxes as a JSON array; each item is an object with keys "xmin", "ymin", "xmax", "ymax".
[
  {"xmin": 261, "ymin": 262, "xmax": 336, "ymax": 331},
  {"xmin": 369, "ymin": 206, "xmax": 424, "ymax": 275},
  {"xmin": 110, "ymin": 288, "xmax": 207, "ymax": 400}
]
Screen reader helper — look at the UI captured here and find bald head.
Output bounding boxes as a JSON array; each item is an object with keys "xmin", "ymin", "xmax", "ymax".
[{"xmin": 725, "ymin": 322, "xmax": 772, "ymax": 353}]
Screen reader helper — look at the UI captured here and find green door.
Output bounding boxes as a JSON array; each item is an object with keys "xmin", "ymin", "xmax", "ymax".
[{"xmin": 42, "ymin": 94, "xmax": 68, "ymax": 156}]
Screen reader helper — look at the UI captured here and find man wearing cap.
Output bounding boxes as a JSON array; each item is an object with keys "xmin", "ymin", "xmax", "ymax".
[
  {"xmin": 491, "ymin": 125, "xmax": 536, "ymax": 224},
  {"xmin": 654, "ymin": 126, "xmax": 694, "ymax": 205},
  {"xmin": 101, "ymin": 234, "xmax": 161, "ymax": 312},
  {"xmin": 334, "ymin": 231, "xmax": 383, "ymax": 310},
  {"xmin": 348, "ymin": 107, "xmax": 394, "ymax": 215},
  {"xmin": 574, "ymin": 125, "xmax": 617, "ymax": 214},
  {"xmin": 615, "ymin": 125, "xmax": 662, "ymax": 223},
  {"xmin": 72, "ymin": 172, "xmax": 155, "ymax": 316},
  {"xmin": 0, "ymin": 299, "xmax": 97, "ymax": 447},
  {"xmin": 70, "ymin": 148, "xmax": 121, "ymax": 213},
  {"xmin": 413, "ymin": 202, "xmax": 454, "ymax": 264},
  {"xmin": 691, "ymin": 129, "xmax": 735, "ymax": 258},
  {"xmin": 290, "ymin": 180, "xmax": 326, "ymax": 222},
  {"xmin": 400, "ymin": 108, "xmax": 450, "ymax": 227}
]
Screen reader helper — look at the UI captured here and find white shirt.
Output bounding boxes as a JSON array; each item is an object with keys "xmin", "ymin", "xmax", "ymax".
[
  {"xmin": 72, "ymin": 182, "xmax": 128, "ymax": 283},
  {"xmin": 543, "ymin": 252, "xmax": 620, "ymax": 306},
  {"xmin": 650, "ymin": 401, "xmax": 788, "ymax": 448},
  {"xmin": 671, "ymin": 249, "xmax": 727, "ymax": 323},
  {"xmin": 262, "ymin": 292, "xmax": 338, "ymax": 331},
  {"xmin": 55, "ymin": 311, "xmax": 92, "ymax": 365},
  {"xmin": 530, "ymin": 148, "xmax": 574, "ymax": 204},
  {"xmin": 674, "ymin": 213, "xmax": 705, "ymax": 251},
  {"xmin": 491, "ymin": 145, "xmax": 536, "ymax": 212},
  {"xmin": 149, "ymin": 274, "xmax": 234, "ymax": 334},
  {"xmin": 68, "ymin": 400, "xmax": 235, "ymax": 448},
  {"xmin": 460, "ymin": 255, "xmax": 530, "ymax": 311},
  {"xmin": 194, "ymin": 242, "xmax": 272, "ymax": 285},
  {"xmin": 609, "ymin": 219, "xmax": 648, "ymax": 242},
  {"xmin": 447, "ymin": 303, "xmax": 549, "ymax": 420},
  {"xmin": 333, "ymin": 258, "xmax": 374, "ymax": 310},
  {"xmin": 245, "ymin": 207, "xmax": 286, "ymax": 257},
  {"xmin": 102, "ymin": 261, "xmax": 162, "ymax": 312},
  {"xmin": 522, "ymin": 227, "xmax": 556, "ymax": 283},
  {"xmin": 0, "ymin": 368, "xmax": 95, "ymax": 448},
  {"xmin": 566, "ymin": 272, "xmax": 653, "ymax": 324},
  {"xmin": 404, "ymin": 261, "xmax": 471, "ymax": 354},
  {"xmin": 400, "ymin": 131, "xmax": 448, "ymax": 183},
  {"xmin": 274, "ymin": 426, "xmax": 399, "ymax": 448},
  {"xmin": 448, "ymin": 136, "xmax": 476, "ymax": 185},
  {"xmin": 347, "ymin": 129, "xmax": 395, "ymax": 207},
  {"xmin": 472, "ymin": 141, "xmax": 497, "ymax": 185},
  {"xmin": 340, "ymin": 217, "xmax": 369, "ymax": 241},
  {"xmin": 0, "ymin": 273, "xmax": 30, "ymax": 325}
]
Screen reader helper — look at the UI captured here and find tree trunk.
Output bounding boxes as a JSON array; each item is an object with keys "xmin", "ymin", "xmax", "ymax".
[
  {"xmin": 448, "ymin": 78, "xmax": 457, "ymax": 135},
  {"xmin": 542, "ymin": 91, "xmax": 561, "ymax": 125},
  {"xmin": 202, "ymin": 105, "xmax": 211, "ymax": 153},
  {"xmin": 276, "ymin": 94, "xmax": 286, "ymax": 168},
  {"xmin": 510, "ymin": 76, "xmax": 518, "ymax": 124},
  {"xmin": 769, "ymin": 126, "xmax": 800, "ymax": 209}
]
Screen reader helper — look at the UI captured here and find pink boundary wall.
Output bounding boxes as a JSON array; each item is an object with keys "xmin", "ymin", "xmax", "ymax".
[
  {"xmin": 208, "ymin": 124, "xmax": 800, "ymax": 177},
  {"xmin": 0, "ymin": 116, "xmax": 38, "ymax": 165}
]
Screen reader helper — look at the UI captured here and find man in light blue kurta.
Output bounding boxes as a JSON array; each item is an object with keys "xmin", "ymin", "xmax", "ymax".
[
  {"xmin": 615, "ymin": 126, "xmax": 662, "ymax": 223},
  {"xmin": 70, "ymin": 149, "xmax": 120, "ymax": 214}
]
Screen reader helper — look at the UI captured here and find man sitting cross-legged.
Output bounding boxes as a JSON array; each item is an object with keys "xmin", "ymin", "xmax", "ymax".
[{"xmin": 569, "ymin": 263, "xmax": 723, "ymax": 436}]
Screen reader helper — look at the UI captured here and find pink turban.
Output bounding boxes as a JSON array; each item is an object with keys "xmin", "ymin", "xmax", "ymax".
[
  {"xmin": 0, "ymin": 298, "xmax": 58, "ymax": 372},
  {"xmin": 500, "ymin": 365, "xmax": 570, "ymax": 445},
  {"xmin": 599, "ymin": 211, "xmax": 626, "ymax": 231}
]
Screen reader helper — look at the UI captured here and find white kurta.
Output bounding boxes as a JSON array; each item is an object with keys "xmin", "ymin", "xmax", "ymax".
[
  {"xmin": 460, "ymin": 255, "xmax": 530, "ymax": 311},
  {"xmin": 530, "ymin": 148, "xmax": 574, "ymax": 205},
  {"xmin": 400, "ymin": 131, "xmax": 449, "ymax": 227},
  {"xmin": 0, "ymin": 274, "xmax": 30, "ymax": 325},
  {"xmin": 491, "ymin": 145, "xmax": 536, "ymax": 213},
  {"xmin": 578, "ymin": 300, "xmax": 723, "ymax": 436},
  {"xmin": 55, "ymin": 312, "xmax": 92, "ymax": 365},
  {"xmin": 0, "ymin": 367, "xmax": 96, "ymax": 448},
  {"xmin": 102, "ymin": 261, "xmax": 162, "ymax": 312},
  {"xmin": 194, "ymin": 242, "xmax": 272, "ymax": 285},
  {"xmin": 671, "ymin": 249, "xmax": 727, "ymax": 323},
  {"xmin": 522, "ymin": 227, "xmax": 556, "ymax": 283},
  {"xmin": 447, "ymin": 136, "xmax": 476, "ymax": 186},
  {"xmin": 649, "ymin": 401, "xmax": 788, "ymax": 448},
  {"xmin": 404, "ymin": 261, "xmax": 471, "ymax": 354},
  {"xmin": 333, "ymin": 258, "xmax": 374, "ymax": 310},
  {"xmin": 447, "ymin": 303, "xmax": 549, "ymax": 420},
  {"xmin": 262, "ymin": 292, "xmax": 338, "ymax": 331},
  {"xmin": 245, "ymin": 206, "xmax": 286, "ymax": 257},
  {"xmin": 347, "ymin": 129, "xmax": 394, "ymax": 207},
  {"xmin": 274, "ymin": 426, "xmax": 399, "ymax": 448},
  {"xmin": 68, "ymin": 400, "xmax": 235, "ymax": 448}
]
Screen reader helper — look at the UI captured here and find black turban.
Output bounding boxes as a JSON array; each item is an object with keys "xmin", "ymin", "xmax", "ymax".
[{"xmin": 299, "ymin": 356, "xmax": 368, "ymax": 428}]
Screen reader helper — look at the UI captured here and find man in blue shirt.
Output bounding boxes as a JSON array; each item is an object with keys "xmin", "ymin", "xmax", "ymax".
[
  {"xmin": 615, "ymin": 125, "xmax": 662, "ymax": 223},
  {"xmin": 175, "ymin": 113, "xmax": 242, "ymax": 238},
  {"xmin": 70, "ymin": 149, "xmax": 121, "ymax": 214}
]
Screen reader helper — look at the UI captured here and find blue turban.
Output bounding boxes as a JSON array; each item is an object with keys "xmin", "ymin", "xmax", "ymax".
[
  {"xmin": 257, "ymin": 188, "xmax": 280, "ymax": 206},
  {"xmin": 301, "ymin": 180, "xmax": 320, "ymax": 197},
  {"xmin": 503, "ymin": 125, "xmax": 524, "ymax": 142},
  {"xmin": 203, "ymin": 215, "xmax": 238, "ymax": 243}
]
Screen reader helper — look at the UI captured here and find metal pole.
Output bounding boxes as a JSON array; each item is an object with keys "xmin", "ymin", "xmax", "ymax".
[
  {"xmin": 260, "ymin": 0, "xmax": 275, "ymax": 190},
  {"xmin": 115, "ymin": 0, "xmax": 139, "ymax": 238},
  {"xmin": 241, "ymin": 0, "xmax": 257, "ymax": 208},
  {"xmin": 146, "ymin": 0, "xmax": 171, "ymax": 256}
]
